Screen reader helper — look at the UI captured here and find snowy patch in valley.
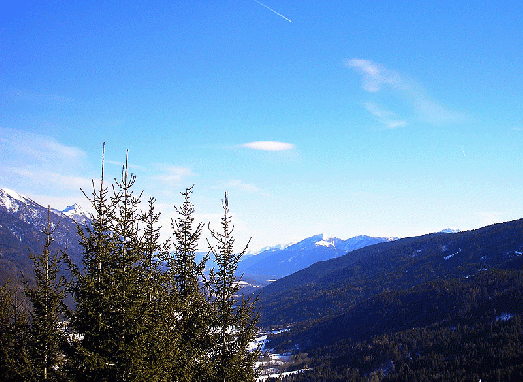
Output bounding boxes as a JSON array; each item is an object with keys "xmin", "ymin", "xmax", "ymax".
[
  {"xmin": 495, "ymin": 313, "xmax": 515, "ymax": 322},
  {"xmin": 444, "ymin": 248, "xmax": 461, "ymax": 260}
]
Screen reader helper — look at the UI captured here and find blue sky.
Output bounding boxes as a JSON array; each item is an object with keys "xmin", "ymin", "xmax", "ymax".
[{"xmin": 2, "ymin": 0, "xmax": 523, "ymax": 251}]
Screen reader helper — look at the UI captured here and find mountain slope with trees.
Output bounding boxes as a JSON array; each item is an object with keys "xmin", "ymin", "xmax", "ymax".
[
  {"xmin": 258, "ymin": 219, "xmax": 523, "ymax": 381},
  {"xmin": 0, "ymin": 188, "xmax": 87, "ymax": 288},
  {"xmin": 237, "ymin": 234, "xmax": 394, "ymax": 283},
  {"xmin": 275, "ymin": 268, "xmax": 523, "ymax": 381},
  {"xmin": 258, "ymin": 219, "xmax": 523, "ymax": 327}
]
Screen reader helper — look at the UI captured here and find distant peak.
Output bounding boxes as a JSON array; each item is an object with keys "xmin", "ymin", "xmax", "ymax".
[
  {"xmin": 0, "ymin": 188, "xmax": 29, "ymax": 212},
  {"xmin": 439, "ymin": 228, "xmax": 460, "ymax": 234},
  {"xmin": 62, "ymin": 203, "xmax": 90, "ymax": 223},
  {"xmin": 0, "ymin": 187, "xmax": 27, "ymax": 202},
  {"xmin": 62, "ymin": 203, "xmax": 82, "ymax": 213}
]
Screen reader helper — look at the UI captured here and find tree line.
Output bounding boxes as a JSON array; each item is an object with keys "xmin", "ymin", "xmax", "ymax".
[
  {"xmin": 0, "ymin": 151, "xmax": 259, "ymax": 381},
  {"xmin": 275, "ymin": 269, "xmax": 523, "ymax": 381}
]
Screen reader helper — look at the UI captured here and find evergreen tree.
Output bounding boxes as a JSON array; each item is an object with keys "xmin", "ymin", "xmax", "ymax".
[
  {"xmin": 168, "ymin": 186, "xmax": 214, "ymax": 381},
  {"xmin": 0, "ymin": 280, "xmax": 32, "ymax": 381},
  {"xmin": 69, "ymin": 144, "xmax": 117, "ymax": 380},
  {"xmin": 207, "ymin": 192, "xmax": 260, "ymax": 382},
  {"xmin": 105, "ymin": 153, "xmax": 150, "ymax": 380},
  {"xmin": 70, "ymin": 148, "xmax": 162, "ymax": 381},
  {"xmin": 136, "ymin": 196, "xmax": 175, "ymax": 382},
  {"xmin": 25, "ymin": 206, "xmax": 68, "ymax": 381},
  {"xmin": 68, "ymin": 146, "xmax": 260, "ymax": 381}
]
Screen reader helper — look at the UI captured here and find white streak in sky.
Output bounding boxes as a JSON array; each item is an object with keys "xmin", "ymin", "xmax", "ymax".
[
  {"xmin": 348, "ymin": 59, "xmax": 466, "ymax": 126},
  {"xmin": 364, "ymin": 102, "xmax": 407, "ymax": 129},
  {"xmin": 253, "ymin": 0, "xmax": 292, "ymax": 23},
  {"xmin": 241, "ymin": 141, "xmax": 295, "ymax": 151}
]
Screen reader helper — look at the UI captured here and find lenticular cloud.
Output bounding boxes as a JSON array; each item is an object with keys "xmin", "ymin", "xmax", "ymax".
[{"xmin": 241, "ymin": 141, "xmax": 295, "ymax": 151}]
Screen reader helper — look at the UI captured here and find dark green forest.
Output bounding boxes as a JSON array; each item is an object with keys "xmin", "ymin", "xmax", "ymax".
[
  {"xmin": 266, "ymin": 264, "xmax": 523, "ymax": 381},
  {"xmin": 0, "ymin": 154, "xmax": 259, "ymax": 382},
  {"xmin": 273, "ymin": 271, "xmax": 523, "ymax": 381},
  {"xmin": 255, "ymin": 213, "xmax": 523, "ymax": 381}
]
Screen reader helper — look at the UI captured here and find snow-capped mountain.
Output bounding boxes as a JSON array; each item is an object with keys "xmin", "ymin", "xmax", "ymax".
[
  {"xmin": 0, "ymin": 188, "xmax": 40, "ymax": 214},
  {"xmin": 237, "ymin": 233, "xmax": 396, "ymax": 282},
  {"xmin": 0, "ymin": 188, "xmax": 90, "ymax": 231},
  {"xmin": 56, "ymin": 203, "xmax": 91, "ymax": 224},
  {"xmin": 0, "ymin": 188, "xmax": 88, "ymax": 285},
  {"xmin": 439, "ymin": 228, "xmax": 461, "ymax": 234}
]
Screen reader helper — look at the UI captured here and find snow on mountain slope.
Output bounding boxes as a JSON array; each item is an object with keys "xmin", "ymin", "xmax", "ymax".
[
  {"xmin": 0, "ymin": 187, "xmax": 89, "ymax": 284},
  {"xmin": 1, "ymin": 188, "xmax": 91, "ymax": 227},
  {"xmin": 315, "ymin": 235, "xmax": 335, "ymax": 248},
  {"xmin": 60, "ymin": 203, "xmax": 91, "ymax": 224},
  {"xmin": 439, "ymin": 228, "xmax": 461, "ymax": 234},
  {"xmin": 0, "ymin": 188, "xmax": 33, "ymax": 213},
  {"xmin": 238, "ymin": 233, "xmax": 395, "ymax": 282}
]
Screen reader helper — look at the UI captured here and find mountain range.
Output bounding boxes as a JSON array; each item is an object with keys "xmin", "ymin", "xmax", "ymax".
[
  {"xmin": 260, "ymin": 218, "xmax": 523, "ymax": 321},
  {"xmin": 256, "ymin": 218, "xmax": 523, "ymax": 380},
  {"xmin": 0, "ymin": 188, "xmax": 90, "ymax": 286},
  {"xmin": 237, "ymin": 234, "xmax": 396, "ymax": 283},
  {"xmin": 0, "ymin": 188, "xmax": 392, "ymax": 288},
  {"xmin": 258, "ymin": 217, "xmax": 523, "ymax": 354}
]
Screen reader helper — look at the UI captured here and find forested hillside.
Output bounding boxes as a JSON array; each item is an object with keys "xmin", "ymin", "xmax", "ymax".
[
  {"xmin": 276, "ymin": 269, "xmax": 523, "ymax": 381},
  {"xmin": 259, "ymin": 220, "xmax": 523, "ymax": 381},
  {"xmin": 259, "ymin": 219, "xmax": 523, "ymax": 326}
]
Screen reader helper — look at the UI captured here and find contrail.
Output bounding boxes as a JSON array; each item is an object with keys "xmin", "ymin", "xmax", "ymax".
[{"xmin": 253, "ymin": 0, "xmax": 292, "ymax": 23}]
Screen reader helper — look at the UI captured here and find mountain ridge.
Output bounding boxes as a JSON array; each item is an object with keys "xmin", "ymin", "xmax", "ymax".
[
  {"xmin": 237, "ymin": 233, "xmax": 395, "ymax": 283},
  {"xmin": 258, "ymin": 218, "xmax": 523, "ymax": 328},
  {"xmin": 0, "ymin": 188, "xmax": 88, "ymax": 286}
]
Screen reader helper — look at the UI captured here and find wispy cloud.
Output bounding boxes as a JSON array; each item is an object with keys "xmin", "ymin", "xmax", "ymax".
[
  {"xmin": 241, "ymin": 141, "xmax": 295, "ymax": 151},
  {"xmin": 347, "ymin": 59, "xmax": 465, "ymax": 126},
  {"xmin": 346, "ymin": 59, "xmax": 401, "ymax": 92},
  {"xmin": 6, "ymin": 167, "xmax": 91, "ymax": 190},
  {"xmin": 45, "ymin": 140, "xmax": 85, "ymax": 159},
  {"xmin": 0, "ymin": 128, "xmax": 91, "ymax": 194},
  {"xmin": 0, "ymin": 127, "xmax": 86, "ymax": 162},
  {"xmin": 364, "ymin": 102, "xmax": 407, "ymax": 129}
]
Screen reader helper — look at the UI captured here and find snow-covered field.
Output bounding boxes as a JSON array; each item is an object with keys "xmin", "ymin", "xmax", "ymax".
[{"xmin": 251, "ymin": 329, "xmax": 310, "ymax": 381}]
